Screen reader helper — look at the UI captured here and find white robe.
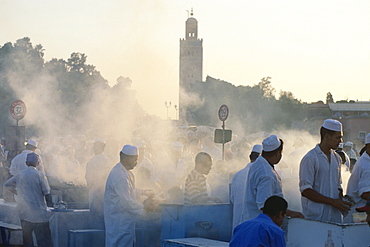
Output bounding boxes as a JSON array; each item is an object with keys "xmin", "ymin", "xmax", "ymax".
[
  {"xmin": 10, "ymin": 150, "xmax": 45, "ymax": 175},
  {"xmin": 104, "ymin": 163, "xmax": 143, "ymax": 247},
  {"xmin": 244, "ymin": 156, "xmax": 284, "ymax": 221},
  {"xmin": 299, "ymin": 144, "xmax": 342, "ymax": 223},
  {"xmin": 230, "ymin": 162, "xmax": 253, "ymax": 230},
  {"xmin": 85, "ymin": 153, "xmax": 111, "ymax": 215},
  {"xmin": 345, "ymin": 152, "xmax": 370, "ymax": 222}
]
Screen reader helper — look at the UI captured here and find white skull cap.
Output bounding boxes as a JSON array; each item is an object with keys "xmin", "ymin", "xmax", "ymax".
[
  {"xmin": 26, "ymin": 139, "xmax": 38, "ymax": 148},
  {"xmin": 121, "ymin": 145, "xmax": 138, "ymax": 156},
  {"xmin": 262, "ymin": 135, "xmax": 281, "ymax": 152},
  {"xmin": 365, "ymin": 133, "xmax": 370, "ymax": 144},
  {"xmin": 252, "ymin": 144, "xmax": 263, "ymax": 154},
  {"xmin": 322, "ymin": 119, "xmax": 342, "ymax": 132},
  {"xmin": 344, "ymin": 141, "xmax": 353, "ymax": 147}
]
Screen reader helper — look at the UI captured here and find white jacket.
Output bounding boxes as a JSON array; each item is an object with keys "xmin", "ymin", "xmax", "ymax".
[
  {"xmin": 104, "ymin": 163, "xmax": 143, "ymax": 247},
  {"xmin": 230, "ymin": 162, "xmax": 253, "ymax": 230}
]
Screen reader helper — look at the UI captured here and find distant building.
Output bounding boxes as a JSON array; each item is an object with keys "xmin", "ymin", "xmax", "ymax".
[
  {"xmin": 179, "ymin": 9, "xmax": 203, "ymax": 123},
  {"xmin": 307, "ymin": 101, "xmax": 370, "ymax": 147}
]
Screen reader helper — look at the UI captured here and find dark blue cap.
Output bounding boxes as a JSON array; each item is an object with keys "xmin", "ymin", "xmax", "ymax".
[{"xmin": 26, "ymin": 152, "xmax": 39, "ymax": 165}]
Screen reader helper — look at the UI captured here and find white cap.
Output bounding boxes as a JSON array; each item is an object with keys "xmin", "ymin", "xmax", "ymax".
[
  {"xmin": 322, "ymin": 119, "xmax": 342, "ymax": 132},
  {"xmin": 338, "ymin": 143, "xmax": 344, "ymax": 149},
  {"xmin": 262, "ymin": 135, "xmax": 281, "ymax": 152},
  {"xmin": 26, "ymin": 139, "xmax": 38, "ymax": 148},
  {"xmin": 121, "ymin": 145, "xmax": 138, "ymax": 156},
  {"xmin": 365, "ymin": 133, "xmax": 370, "ymax": 144},
  {"xmin": 95, "ymin": 139, "xmax": 105, "ymax": 144},
  {"xmin": 252, "ymin": 144, "xmax": 263, "ymax": 154},
  {"xmin": 344, "ymin": 141, "xmax": 353, "ymax": 147},
  {"xmin": 172, "ymin": 142, "xmax": 184, "ymax": 152}
]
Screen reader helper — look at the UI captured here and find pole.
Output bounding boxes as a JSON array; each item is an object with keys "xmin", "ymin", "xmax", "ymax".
[
  {"xmin": 16, "ymin": 119, "xmax": 19, "ymax": 154},
  {"xmin": 222, "ymin": 121, "xmax": 225, "ymax": 161}
]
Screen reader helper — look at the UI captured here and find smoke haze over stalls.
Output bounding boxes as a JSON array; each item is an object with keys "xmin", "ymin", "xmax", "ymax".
[{"xmin": 1, "ymin": 0, "xmax": 370, "ymax": 119}]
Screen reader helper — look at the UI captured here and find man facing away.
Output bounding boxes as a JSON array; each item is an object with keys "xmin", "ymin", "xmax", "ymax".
[
  {"xmin": 10, "ymin": 139, "xmax": 45, "ymax": 176},
  {"xmin": 299, "ymin": 119, "xmax": 351, "ymax": 223},
  {"xmin": 230, "ymin": 144, "xmax": 262, "ymax": 229},
  {"xmin": 4, "ymin": 152, "xmax": 53, "ymax": 247},
  {"xmin": 230, "ymin": 196, "xmax": 288, "ymax": 247},
  {"xmin": 346, "ymin": 133, "xmax": 370, "ymax": 222},
  {"xmin": 85, "ymin": 139, "xmax": 111, "ymax": 229},
  {"xmin": 184, "ymin": 152, "xmax": 222, "ymax": 204},
  {"xmin": 243, "ymin": 135, "xmax": 303, "ymax": 221}
]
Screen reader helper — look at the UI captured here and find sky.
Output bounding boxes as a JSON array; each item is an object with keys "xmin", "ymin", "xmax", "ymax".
[{"xmin": 1, "ymin": 0, "xmax": 370, "ymax": 119}]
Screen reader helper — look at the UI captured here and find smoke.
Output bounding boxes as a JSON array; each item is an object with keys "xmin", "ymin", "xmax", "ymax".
[{"xmin": 2, "ymin": 40, "xmax": 353, "ymax": 224}]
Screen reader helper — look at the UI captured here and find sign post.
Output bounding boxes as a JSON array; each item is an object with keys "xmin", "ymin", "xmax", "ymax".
[
  {"xmin": 10, "ymin": 100, "xmax": 26, "ymax": 126},
  {"xmin": 9, "ymin": 100, "xmax": 26, "ymax": 154},
  {"xmin": 218, "ymin": 105, "xmax": 229, "ymax": 161}
]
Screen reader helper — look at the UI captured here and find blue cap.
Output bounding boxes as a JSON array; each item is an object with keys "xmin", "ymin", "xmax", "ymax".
[{"xmin": 26, "ymin": 152, "xmax": 39, "ymax": 165}]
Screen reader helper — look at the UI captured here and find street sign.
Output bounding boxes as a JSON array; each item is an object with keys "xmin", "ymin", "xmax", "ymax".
[
  {"xmin": 10, "ymin": 100, "xmax": 26, "ymax": 120},
  {"xmin": 214, "ymin": 129, "xmax": 232, "ymax": 144},
  {"xmin": 218, "ymin": 104, "xmax": 229, "ymax": 122}
]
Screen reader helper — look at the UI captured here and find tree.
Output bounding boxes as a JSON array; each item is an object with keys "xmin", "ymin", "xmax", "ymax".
[{"xmin": 326, "ymin": 92, "xmax": 334, "ymax": 104}]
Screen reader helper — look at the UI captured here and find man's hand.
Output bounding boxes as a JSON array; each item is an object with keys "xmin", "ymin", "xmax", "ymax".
[
  {"xmin": 143, "ymin": 197, "xmax": 160, "ymax": 212},
  {"xmin": 142, "ymin": 189, "xmax": 155, "ymax": 198},
  {"xmin": 286, "ymin": 209, "xmax": 304, "ymax": 219},
  {"xmin": 331, "ymin": 198, "xmax": 351, "ymax": 215}
]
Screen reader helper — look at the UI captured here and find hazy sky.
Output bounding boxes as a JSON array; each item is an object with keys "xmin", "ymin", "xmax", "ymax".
[{"xmin": 1, "ymin": 0, "xmax": 369, "ymax": 119}]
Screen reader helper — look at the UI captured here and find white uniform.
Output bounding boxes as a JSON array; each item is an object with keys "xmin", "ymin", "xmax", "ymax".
[
  {"xmin": 346, "ymin": 152, "xmax": 370, "ymax": 215},
  {"xmin": 230, "ymin": 162, "xmax": 253, "ymax": 229},
  {"xmin": 244, "ymin": 156, "xmax": 284, "ymax": 221},
  {"xmin": 85, "ymin": 153, "xmax": 111, "ymax": 221},
  {"xmin": 4, "ymin": 166, "xmax": 50, "ymax": 222},
  {"xmin": 10, "ymin": 150, "xmax": 45, "ymax": 176},
  {"xmin": 299, "ymin": 144, "xmax": 342, "ymax": 223},
  {"xmin": 104, "ymin": 163, "xmax": 143, "ymax": 247}
]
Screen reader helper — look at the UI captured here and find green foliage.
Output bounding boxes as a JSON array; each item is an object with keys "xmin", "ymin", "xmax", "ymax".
[
  {"xmin": 185, "ymin": 76, "xmax": 308, "ymax": 132},
  {"xmin": 0, "ymin": 38, "xmax": 144, "ymax": 137}
]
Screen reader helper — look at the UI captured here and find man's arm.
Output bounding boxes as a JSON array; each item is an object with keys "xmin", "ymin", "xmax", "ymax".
[
  {"xmin": 302, "ymin": 188, "xmax": 350, "ymax": 215},
  {"xmin": 4, "ymin": 176, "xmax": 17, "ymax": 195}
]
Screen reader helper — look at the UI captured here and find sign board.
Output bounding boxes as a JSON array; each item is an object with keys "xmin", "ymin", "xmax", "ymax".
[
  {"xmin": 10, "ymin": 100, "xmax": 26, "ymax": 120},
  {"xmin": 218, "ymin": 105, "xmax": 229, "ymax": 122},
  {"xmin": 5, "ymin": 126, "xmax": 26, "ymax": 151},
  {"xmin": 214, "ymin": 129, "xmax": 232, "ymax": 144}
]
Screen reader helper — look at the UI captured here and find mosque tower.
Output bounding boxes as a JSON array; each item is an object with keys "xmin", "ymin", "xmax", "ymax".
[{"xmin": 179, "ymin": 9, "xmax": 203, "ymax": 123}]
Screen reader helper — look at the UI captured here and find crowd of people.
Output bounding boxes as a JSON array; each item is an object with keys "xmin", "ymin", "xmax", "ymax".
[{"xmin": 0, "ymin": 118, "xmax": 369, "ymax": 246}]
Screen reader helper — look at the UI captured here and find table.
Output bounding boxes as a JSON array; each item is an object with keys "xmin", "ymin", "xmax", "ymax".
[{"xmin": 0, "ymin": 199, "xmax": 91, "ymax": 247}]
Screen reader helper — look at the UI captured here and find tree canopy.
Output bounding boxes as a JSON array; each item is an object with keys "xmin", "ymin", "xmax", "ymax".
[{"xmin": 0, "ymin": 38, "xmax": 145, "ymax": 139}]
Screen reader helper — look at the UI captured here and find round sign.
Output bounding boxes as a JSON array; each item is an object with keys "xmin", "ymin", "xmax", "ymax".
[
  {"xmin": 218, "ymin": 104, "xmax": 229, "ymax": 121},
  {"xmin": 10, "ymin": 100, "xmax": 26, "ymax": 120}
]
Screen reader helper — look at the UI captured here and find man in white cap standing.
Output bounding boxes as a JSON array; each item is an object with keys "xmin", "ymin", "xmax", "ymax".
[
  {"xmin": 4, "ymin": 152, "xmax": 53, "ymax": 247},
  {"xmin": 85, "ymin": 139, "xmax": 111, "ymax": 229},
  {"xmin": 10, "ymin": 139, "xmax": 45, "ymax": 176},
  {"xmin": 243, "ymin": 135, "xmax": 303, "ymax": 222},
  {"xmin": 104, "ymin": 144, "xmax": 153, "ymax": 247},
  {"xmin": 299, "ymin": 119, "xmax": 351, "ymax": 223},
  {"xmin": 346, "ymin": 133, "xmax": 370, "ymax": 222},
  {"xmin": 230, "ymin": 144, "xmax": 262, "ymax": 229},
  {"xmin": 343, "ymin": 141, "xmax": 358, "ymax": 172}
]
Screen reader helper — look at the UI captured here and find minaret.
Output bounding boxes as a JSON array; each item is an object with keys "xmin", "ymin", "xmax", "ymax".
[{"xmin": 179, "ymin": 9, "xmax": 203, "ymax": 123}]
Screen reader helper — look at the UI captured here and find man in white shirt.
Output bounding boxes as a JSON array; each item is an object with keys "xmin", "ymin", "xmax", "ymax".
[
  {"xmin": 230, "ymin": 144, "xmax": 262, "ymax": 229},
  {"xmin": 85, "ymin": 139, "xmax": 111, "ymax": 228},
  {"xmin": 346, "ymin": 133, "xmax": 370, "ymax": 222},
  {"xmin": 244, "ymin": 135, "xmax": 303, "ymax": 222},
  {"xmin": 10, "ymin": 139, "xmax": 45, "ymax": 176},
  {"xmin": 104, "ymin": 145, "xmax": 153, "ymax": 247},
  {"xmin": 4, "ymin": 152, "xmax": 53, "ymax": 247},
  {"xmin": 299, "ymin": 119, "xmax": 351, "ymax": 223}
]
